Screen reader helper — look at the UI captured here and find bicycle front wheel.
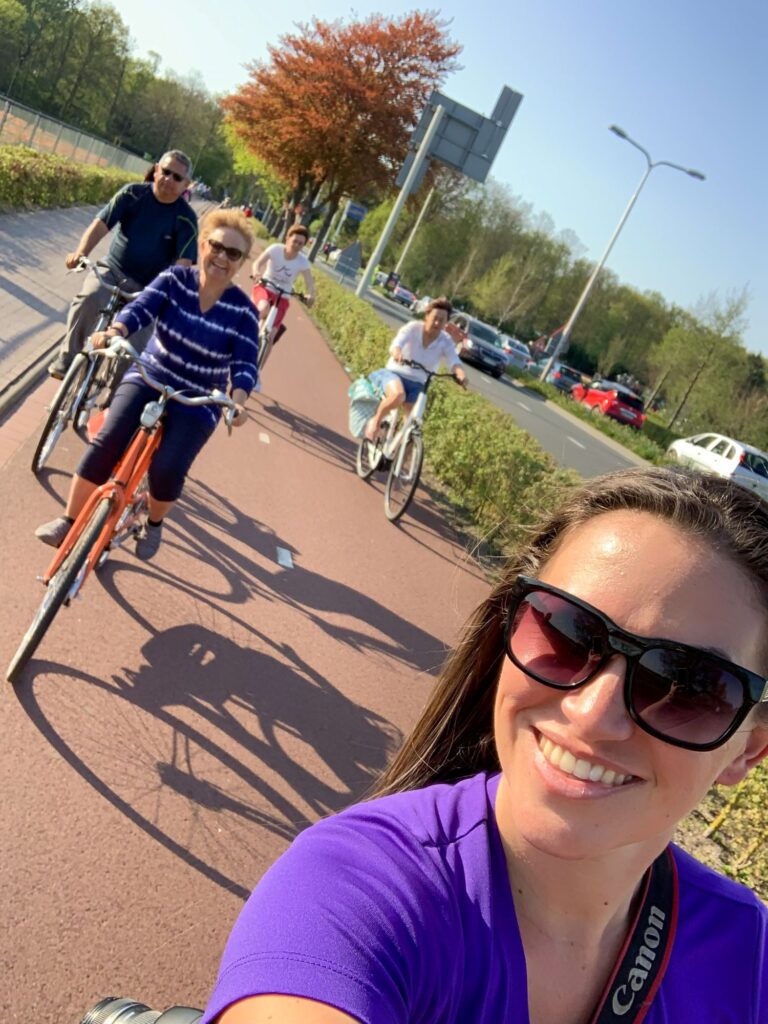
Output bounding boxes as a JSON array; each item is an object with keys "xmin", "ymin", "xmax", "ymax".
[
  {"xmin": 384, "ymin": 432, "xmax": 424, "ymax": 522},
  {"xmin": 6, "ymin": 497, "xmax": 112, "ymax": 684},
  {"xmin": 31, "ymin": 353, "xmax": 90, "ymax": 473}
]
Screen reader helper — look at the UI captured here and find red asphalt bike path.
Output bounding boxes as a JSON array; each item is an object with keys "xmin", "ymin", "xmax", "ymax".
[{"xmin": 0, "ymin": 260, "xmax": 489, "ymax": 1022}]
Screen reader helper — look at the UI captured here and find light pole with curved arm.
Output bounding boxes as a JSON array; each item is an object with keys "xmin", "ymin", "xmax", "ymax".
[{"xmin": 539, "ymin": 126, "xmax": 705, "ymax": 381}]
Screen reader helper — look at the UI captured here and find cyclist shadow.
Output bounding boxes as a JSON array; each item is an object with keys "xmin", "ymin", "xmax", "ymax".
[
  {"xmin": 383, "ymin": 481, "xmax": 488, "ymax": 584},
  {"xmin": 164, "ymin": 480, "xmax": 450, "ymax": 674},
  {"xmin": 253, "ymin": 397, "xmax": 357, "ymax": 473},
  {"xmin": 16, "ymin": 626, "xmax": 401, "ymax": 900}
]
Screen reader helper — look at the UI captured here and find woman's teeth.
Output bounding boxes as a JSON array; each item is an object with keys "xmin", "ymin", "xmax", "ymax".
[{"xmin": 538, "ymin": 735, "xmax": 631, "ymax": 786}]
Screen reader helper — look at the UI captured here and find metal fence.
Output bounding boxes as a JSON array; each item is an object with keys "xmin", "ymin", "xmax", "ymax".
[{"xmin": 0, "ymin": 94, "xmax": 149, "ymax": 175}]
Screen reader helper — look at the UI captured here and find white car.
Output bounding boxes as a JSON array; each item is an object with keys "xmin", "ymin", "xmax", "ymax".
[
  {"xmin": 667, "ymin": 432, "xmax": 768, "ymax": 501},
  {"xmin": 499, "ymin": 335, "xmax": 533, "ymax": 371},
  {"xmin": 410, "ymin": 295, "xmax": 433, "ymax": 316}
]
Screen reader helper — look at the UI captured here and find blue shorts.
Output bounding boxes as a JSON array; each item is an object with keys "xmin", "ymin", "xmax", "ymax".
[{"xmin": 369, "ymin": 369, "xmax": 425, "ymax": 405}]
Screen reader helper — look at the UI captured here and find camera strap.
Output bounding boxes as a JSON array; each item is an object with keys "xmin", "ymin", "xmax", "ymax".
[{"xmin": 589, "ymin": 846, "xmax": 679, "ymax": 1023}]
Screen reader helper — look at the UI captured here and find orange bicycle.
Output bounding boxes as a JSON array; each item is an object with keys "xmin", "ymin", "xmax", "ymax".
[{"xmin": 7, "ymin": 341, "xmax": 237, "ymax": 684}]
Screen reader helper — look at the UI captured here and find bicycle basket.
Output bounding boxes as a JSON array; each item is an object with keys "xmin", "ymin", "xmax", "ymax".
[{"xmin": 347, "ymin": 375, "xmax": 384, "ymax": 438}]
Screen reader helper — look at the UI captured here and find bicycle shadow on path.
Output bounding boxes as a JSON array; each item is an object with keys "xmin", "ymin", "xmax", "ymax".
[
  {"xmin": 252, "ymin": 395, "xmax": 358, "ymax": 475},
  {"xmin": 148, "ymin": 479, "xmax": 453, "ymax": 675},
  {"xmin": 15, "ymin": 622, "xmax": 401, "ymax": 901}
]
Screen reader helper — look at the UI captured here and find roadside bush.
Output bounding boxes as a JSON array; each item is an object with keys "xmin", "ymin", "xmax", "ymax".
[
  {"xmin": 311, "ymin": 274, "xmax": 579, "ymax": 551},
  {"xmin": 0, "ymin": 145, "xmax": 139, "ymax": 210}
]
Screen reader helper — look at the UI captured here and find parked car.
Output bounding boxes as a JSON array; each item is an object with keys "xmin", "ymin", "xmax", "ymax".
[
  {"xmin": 373, "ymin": 270, "xmax": 389, "ymax": 286},
  {"xmin": 545, "ymin": 362, "xmax": 583, "ymax": 393},
  {"xmin": 410, "ymin": 295, "xmax": 433, "ymax": 316},
  {"xmin": 391, "ymin": 284, "xmax": 417, "ymax": 307},
  {"xmin": 446, "ymin": 313, "xmax": 507, "ymax": 379},
  {"xmin": 571, "ymin": 378, "xmax": 646, "ymax": 429},
  {"xmin": 667, "ymin": 433, "xmax": 768, "ymax": 502},
  {"xmin": 500, "ymin": 335, "xmax": 534, "ymax": 372}
]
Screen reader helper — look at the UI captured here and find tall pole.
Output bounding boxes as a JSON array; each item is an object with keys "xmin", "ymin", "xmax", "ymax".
[
  {"xmin": 355, "ymin": 104, "xmax": 445, "ymax": 298},
  {"xmin": 394, "ymin": 186, "xmax": 435, "ymax": 276},
  {"xmin": 540, "ymin": 126, "xmax": 704, "ymax": 381}
]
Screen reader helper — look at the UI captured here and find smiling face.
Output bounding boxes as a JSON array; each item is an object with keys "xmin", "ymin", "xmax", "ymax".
[
  {"xmin": 284, "ymin": 231, "xmax": 307, "ymax": 258},
  {"xmin": 424, "ymin": 306, "xmax": 449, "ymax": 335},
  {"xmin": 200, "ymin": 227, "xmax": 248, "ymax": 287},
  {"xmin": 494, "ymin": 509, "xmax": 768, "ymax": 861},
  {"xmin": 152, "ymin": 156, "xmax": 190, "ymax": 204}
]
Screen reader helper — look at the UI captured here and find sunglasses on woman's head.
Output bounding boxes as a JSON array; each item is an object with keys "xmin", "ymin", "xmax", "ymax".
[
  {"xmin": 207, "ymin": 239, "xmax": 244, "ymax": 261},
  {"xmin": 505, "ymin": 576, "xmax": 768, "ymax": 751},
  {"xmin": 159, "ymin": 166, "xmax": 186, "ymax": 183}
]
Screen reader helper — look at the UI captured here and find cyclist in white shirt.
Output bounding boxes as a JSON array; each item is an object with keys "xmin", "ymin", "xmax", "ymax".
[
  {"xmin": 363, "ymin": 298, "xmax": 466, "ymax": 442},
  {"xmin": 250, "ymin": 224, "xmax": 316, "ymax": 343}
]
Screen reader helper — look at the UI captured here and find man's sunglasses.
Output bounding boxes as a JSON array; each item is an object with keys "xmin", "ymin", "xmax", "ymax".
[
  {"xmin": 159, "ymin": 166, "xmax": 186, "ymax": 183},
  {"xmin": 207, "ymin": 239, "xmax": 245, "ymax": 262},
  {"xmin": 505, "ymin": 576, "xmax": 768, "ymax": 751}
]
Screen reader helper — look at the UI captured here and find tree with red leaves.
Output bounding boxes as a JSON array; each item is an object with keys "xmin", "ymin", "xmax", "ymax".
[{"xmin": 221, "ymin": 12, "xmax": 460, "ymax": 251}]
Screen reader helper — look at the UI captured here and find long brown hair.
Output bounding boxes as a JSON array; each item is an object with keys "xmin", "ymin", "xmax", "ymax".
[{"xmin": 371, "ymin": 466, "xmax": 768, "ymax": 799}]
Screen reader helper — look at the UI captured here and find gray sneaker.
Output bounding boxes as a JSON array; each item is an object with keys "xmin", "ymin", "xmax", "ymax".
[
  {"xmin": 135, "ymin": 521, "xmax": 163, "ymax": 561},
  {"xmin": 48, "ymin": 354, "xmax": 72, "ymax": 380},
  {"xmin": 35, "ymin": 515, "xmax": 73, "ymax": 547}
]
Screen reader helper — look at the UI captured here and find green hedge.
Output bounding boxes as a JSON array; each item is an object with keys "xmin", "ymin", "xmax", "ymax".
[
  {"xmin": 310, "ymin": 274, "xmax": 579, "ymax": 550},
  {"xmin": 0, "ymin": 146, "xmax": 140, "ymax": 210}
]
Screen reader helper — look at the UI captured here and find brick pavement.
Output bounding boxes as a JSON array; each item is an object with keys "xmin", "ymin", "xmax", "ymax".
[{"xmin": 0, "ymin": 203, "xmax": 104, "ymax": 393}]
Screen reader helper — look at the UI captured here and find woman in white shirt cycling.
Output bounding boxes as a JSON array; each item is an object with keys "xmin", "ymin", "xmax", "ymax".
[
  {"xmin": 250, "ymin": 224, "xmax": 316, "ymax": 344},
  {"xmin": 363, "ymin": 298, "xmax": 467, "ymax": 442}
]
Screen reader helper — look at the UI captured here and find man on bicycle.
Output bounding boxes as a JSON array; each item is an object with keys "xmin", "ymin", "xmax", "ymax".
[
  {"xmin": 364, "ymin": 298, "xmax": 466, "ymax": 441},
  {"xmin": 250, "ymin": 224, "xmax": 316, "ymax": 344},
  {"xmin": 48, "ymin": 149, "xmax": 198, "ymax": 379}
]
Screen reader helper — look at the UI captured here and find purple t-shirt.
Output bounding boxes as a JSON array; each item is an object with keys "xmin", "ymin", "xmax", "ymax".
[{"xmin": 201, "ymin": 772, "xmax": 768, "ymax": 1023}]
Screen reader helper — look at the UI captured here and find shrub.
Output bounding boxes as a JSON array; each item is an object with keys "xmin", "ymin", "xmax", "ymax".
[{"xmin": 0, "ymin": 145, "xmax": 139, "ymax": 210}]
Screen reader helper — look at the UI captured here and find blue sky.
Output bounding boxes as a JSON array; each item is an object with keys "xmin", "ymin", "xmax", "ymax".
[{"xmin": 122, "ymin": 0, "xmax": 767, "ymax": 353}]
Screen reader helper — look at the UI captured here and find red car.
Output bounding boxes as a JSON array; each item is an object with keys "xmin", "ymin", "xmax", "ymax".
[{"xmin": 571, "ymin": 379, "xmax": 646, "ymax": 430}]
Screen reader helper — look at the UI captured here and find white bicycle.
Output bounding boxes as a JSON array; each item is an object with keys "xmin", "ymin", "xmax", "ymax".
[
  {"xmin": 250, "ymin": 276, "xmax": 306, "ymax": 371},
  {"xmin": 355, "ymin": 360, "xmax": 465, "ymax": 522}
]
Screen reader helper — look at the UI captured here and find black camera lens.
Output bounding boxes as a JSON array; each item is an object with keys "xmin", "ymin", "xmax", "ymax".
[{"xmin": 80, "ymin": 997, "xmax": 203, "ymax": 1024}]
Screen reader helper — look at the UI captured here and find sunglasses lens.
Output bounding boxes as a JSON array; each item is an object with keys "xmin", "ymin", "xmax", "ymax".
[
  {"xmin": 632, "ymin": 649, "xmax": 744, "ymax": 746},
  {"xmin": 209, "ymin": 240, "xmax": 242, "ymax": 260},
  {"xmin": 509, "ymin": 592, "xmax": 606, "ymax": 685}
]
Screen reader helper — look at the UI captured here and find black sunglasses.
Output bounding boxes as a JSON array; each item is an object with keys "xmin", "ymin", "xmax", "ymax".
[
  {"xmin": 207, "ymin": 238, "xmax": 245, "ymax": 262},
  {"xmin": 159, "ymin": 166, "xmax": 186, "ymax": 183},
  {"xmin": 505, "ymin": 575, "xmax": 768, "ymax": 751}
]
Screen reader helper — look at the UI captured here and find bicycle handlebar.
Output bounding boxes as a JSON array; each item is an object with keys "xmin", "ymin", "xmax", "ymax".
[
  {"xmin": 252, "ymin": 277, "xmax": 307, "ymax": 302},
  {"xmin": 400, "ymin": 359, "xmax": 467, "ymax": 386},
  {"xmin": 97, "ymin": 339, "xmax": 240, "ymax": 432},
  {"xmin": 74, "ymin": 257, "xmax": 143, "ymax": 302}
]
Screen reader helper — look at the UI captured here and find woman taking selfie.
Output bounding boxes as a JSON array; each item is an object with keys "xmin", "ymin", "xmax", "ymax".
[{"xmin": 201, "ymin": 467, "xmax": 768, "ymax": 1023}]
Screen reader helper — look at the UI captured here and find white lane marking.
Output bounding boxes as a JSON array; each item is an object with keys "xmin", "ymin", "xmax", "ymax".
[
  {"xmin": 516, "ymin": 401, "xmax": 531, "ymax": 412},
  {"xmin": 276, "ymin": 547, "xmax": 294, "ymax": 568},
  {"xmin": 259, "ymin": 432, "xmax": 270, "ymax": 444},
  {"xmin": 567, "ymin": 436, "xmax": 586, "ymax": 449}
]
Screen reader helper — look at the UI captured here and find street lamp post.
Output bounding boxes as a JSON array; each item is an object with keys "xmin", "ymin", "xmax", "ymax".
[{"xmin": 539, "ymin": 126, "xmax": 705, "ymax": 381}]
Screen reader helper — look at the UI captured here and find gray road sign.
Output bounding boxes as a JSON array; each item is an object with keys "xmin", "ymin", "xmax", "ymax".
[{"xmin": 396, "ymin": 86, "xmax": 522, "ymax": 192}]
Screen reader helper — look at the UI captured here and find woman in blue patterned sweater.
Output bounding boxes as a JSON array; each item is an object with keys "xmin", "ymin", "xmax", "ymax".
[{"xmin": 35, "ymin": 209, "xmax": 259, "ymax": 561}]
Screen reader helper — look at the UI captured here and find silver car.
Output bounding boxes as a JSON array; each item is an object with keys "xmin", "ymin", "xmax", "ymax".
[{"xmin": 667, "ymin": 432, "xmax": 768, "ymax": 502}]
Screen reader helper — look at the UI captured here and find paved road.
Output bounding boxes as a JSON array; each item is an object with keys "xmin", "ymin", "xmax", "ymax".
[
  {"xmin": 0, "ymin": 260, "xmax": 489, "ymax": 1023},
  {"xmin": 316, "ymin": 263, "xmax": 641, "ymax": 477}
]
